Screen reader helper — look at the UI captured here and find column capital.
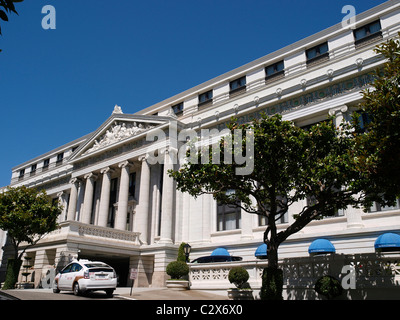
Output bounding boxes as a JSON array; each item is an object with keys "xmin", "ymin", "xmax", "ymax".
[
  {"xmin": 100, "ymin": 166, "xmax": 114, "ymax": 175},
  {"xmin": 118, "ymin": 160, "xmax": 132, "ymax": 169},
  {"xmin": 138, "ymin": 155, "xmax": 149, "ymax": 162},
  {"xmin": 84, "ymin": 172, "xmax": 98, "ymax": 180},
  {"xmin": 328, "ymin": 105, "xmax": 348, "ymax": 116},
  {"xmin": 69, "ymin": 177, "xmax": 80, "ymax": 185},
  {"xmin": 57, "ymin": 191, "xmax": 64, "ymax": 198}
]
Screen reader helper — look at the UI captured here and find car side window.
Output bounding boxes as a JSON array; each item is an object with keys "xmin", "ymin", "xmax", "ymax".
[
  {"xmin": 71, "ymin": 263, "xmax": 82, "ymax": 272},
  {"xmin": 61, "ymin": 264, "xmax": 73, "ymax": 274}
]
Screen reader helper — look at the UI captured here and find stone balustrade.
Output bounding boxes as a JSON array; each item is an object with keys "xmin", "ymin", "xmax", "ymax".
[{"xmin": 188, "ymin": 253, "xmax": 400, "ymax": 299}]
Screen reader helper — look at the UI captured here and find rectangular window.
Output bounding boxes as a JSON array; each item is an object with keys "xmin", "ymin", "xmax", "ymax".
[
  {"xmin": 354, "ymin": 20, "xmax": 382, "ymax": 47},
  {"xmin": 368, "ymin": 199, "xmax": 400, "ymax": 213},
  {"xmin": 129, "ymin": 172, "xmax": 136, "ymax": 198},
  {"xmin": 30, "ymin": 164, "xmax": 37, "ymax": 176},
  {"xmin": 18, "ymin": 169, "xmax": 25, "ymax": 180},
  {"xmin": 258, "ymin": 212, "xmax": 288, "ymax": 226},
  {"xmin": 108, "ymin": 178, "xmax": 118, "ymax": 228},
  {"xmin": 56, "ymin": 152, "xmax": 64, "ymax": 165},
  {"xmin": 306, "ymin": 42, "xmax": 329, "ymax": 65},
  {"xmin": 43, "ymin": 158, "xmax": 50, "ymax": 170},
  {"xmin": 198, "ymin": 90, "xmax": 213, "ymax": 107},
  {"xmin": 306, "ymin": 196, "xmax": 344, "ymax": 218},
  {"xmin": 229, "ymin": 76, "xmax": 246, "ymax": 96},
  {"xmin": 172, "ymin": 102, "xmax": 184, "ymax": 116},
  {"xmin": 217, "ymin": 202, "xmax": 241, "ymax": 231},
  {"xmin": 265, "ymin": 61, "xmax": 284, "ymax": 78}
]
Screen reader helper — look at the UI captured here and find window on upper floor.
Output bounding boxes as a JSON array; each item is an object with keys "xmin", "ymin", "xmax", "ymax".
[
  {"xmin": 306, "ymin": 196, "xmax": 345, "ymax": 218},
  {"xmin": 30, "ymin": 164, "xmax": 37, "ymax": 176},
  {"xmin": 258, "ymin": 212, "xmax": 288, "ymax": 226},
  {"xmin": 217, "ymin": 202, "xmax": 241, "ymax": 231},
  {"xmin": 368, "ymin": 199, "xmax": 400, "ymax": 213},
  {"xmin": 129, "ymin": 172, "xmax": 136, "ymax": 198},
  {"xmin": 306, "ymin": 42, "xmax": 329, "ymax": 66},
  {"xmin": 172, "ymin": 102, "xmax": 184, "ymax": 116},
  {"xmin": 265, "ymin": 60, "xmax": 285, "ymax": 80},
  {"xmin": 198, "ymin": 90, "xmax": 213, "ymax": 107},
  {"xmin": 56, "ymin": 152, "xmax": 64, "ymax": 164},
  {"xmin": 229, "ymin": 76, "xmax": 246, "ymax": 97},
  {"xmin": 354, "ymin": 20, "xmax": 382, "ymax": 48},
  {"xmin": 19, "ymin": 169, "xmax": 25, "ymax": 179},
  {"xmin": 43, "ymin": 158, "xmax": 50, "ymax": 170}
]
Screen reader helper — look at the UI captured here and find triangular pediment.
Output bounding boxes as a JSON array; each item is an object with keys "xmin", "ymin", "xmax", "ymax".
[{"xmin": 69, "ymin": 111, "xmax": 174, "ymax": 162}]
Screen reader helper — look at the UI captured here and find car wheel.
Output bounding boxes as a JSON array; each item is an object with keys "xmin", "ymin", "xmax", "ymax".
[
  {"xmin": 105, "ymin": 289, "xmax": 114, "ymax": 298},
  {"xmin": 53, "ymin": 281, "xmax": 60, "ymax": 294},
  {"xmin": 73, "ymin": 282, "xmax": 81, "ymax": 296}
]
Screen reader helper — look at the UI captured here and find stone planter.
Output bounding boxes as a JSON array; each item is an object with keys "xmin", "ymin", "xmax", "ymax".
[
  {"xmin": 227, "ymin": 288, "xmax": 254, "ymax": 300},
  {"xmin": 166, "ymin": 280, "xmax": 189, "ymax": 291},
  {"xmin": 17, "ymin": 282, "xmax": 34, "ymax": 289}
]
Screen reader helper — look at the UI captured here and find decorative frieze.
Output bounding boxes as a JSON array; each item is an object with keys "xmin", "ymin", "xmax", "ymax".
[
  {"xmin": 83, "ymin": 121, "xmax": 156, "ymax": 155},
  {"xmin": 215, "ymin": 72, "xmax": 376, "ymax": 131}
]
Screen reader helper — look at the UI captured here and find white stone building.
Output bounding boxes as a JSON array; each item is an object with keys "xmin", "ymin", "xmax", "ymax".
[{"xmin": 1, "ymin": 0, "xmax": 400, "ymax": 290}]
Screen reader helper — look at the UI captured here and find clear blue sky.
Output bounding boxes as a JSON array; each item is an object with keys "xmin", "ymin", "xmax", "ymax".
[{"xmin": 0, "ymin": 0, "xmax": 386, "ymax": 187}]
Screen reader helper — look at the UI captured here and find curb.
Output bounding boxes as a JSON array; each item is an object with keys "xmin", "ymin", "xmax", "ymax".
[{"xmin": 0, "ymin": 290, "xmax": 20, "ymax": 300}]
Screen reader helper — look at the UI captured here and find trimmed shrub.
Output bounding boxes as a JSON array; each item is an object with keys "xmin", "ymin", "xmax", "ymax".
[
  {"xmin": 166, "ymin": 261, "xmax": 189, "ymax": 280},
  {"xmin": 228, "ymin": 267, "xmax": 249, "ymax": 289},
  {"xmin": 314, "ymin": 275, "xmax": 343, "ymax": 300},
  {"xmin": 177, "ymin": 242, "xmax": 187, "ymax": 262}
]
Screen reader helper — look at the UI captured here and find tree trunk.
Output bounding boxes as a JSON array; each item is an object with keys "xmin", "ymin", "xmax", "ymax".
[
  {"xmin": 261, "ymin": 242, "xmax": 283, "ymax": 300},
  {"xmin": 2, "ymin": 258, "xmax": 22, "ymax": 290}
]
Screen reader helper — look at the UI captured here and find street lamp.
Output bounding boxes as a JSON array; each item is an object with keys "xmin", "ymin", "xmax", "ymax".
[{"xmin": 183, "ymin": 243, "xmax": 191, "ymax": 263}]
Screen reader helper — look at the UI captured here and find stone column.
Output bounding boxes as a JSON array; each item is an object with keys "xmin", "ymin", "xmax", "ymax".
[
  {"xmin": 81, "ymin": 173, "xmax": 97, "ymax": 225},
  {"xmin": 159, "ymin": 148, "xmax": 175, "ymax": 244},
  {"xmin": 329, "ymin": 105, "xmax": 348, "ymax": 128},
  {"xmin": 57, "ymin": 191, "xmax": 67, "ymax": 223},
  {"xmin": 115, "ymin": 161, "xmax": 131, "ymax": 230},
  {"xmin": 98, "ymin": 167, "xmax": 112, "ymax": 227},
  {"xmin": 136, "ymin": 156, "xmax": 151, "ymax": 244},
  {"xmin": 66, "ymin": 178, "xmax": 79, "ymax": 221}
]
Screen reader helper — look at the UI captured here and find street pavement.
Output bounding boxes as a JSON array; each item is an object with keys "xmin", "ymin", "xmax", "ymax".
[{"xmin": 0, "ymin": 287, "xmax": 228, "ymax": 300}]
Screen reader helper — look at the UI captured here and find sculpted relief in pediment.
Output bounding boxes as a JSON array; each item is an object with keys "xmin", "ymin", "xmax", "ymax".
[{"xmin": 83, "ymin": 121, "xmax": 156, "ymax": 155}]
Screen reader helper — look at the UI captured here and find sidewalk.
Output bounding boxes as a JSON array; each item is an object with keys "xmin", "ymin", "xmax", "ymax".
[
  {"xmin": 0, "ymin": 287, "xmax": 229, "ymax": 300},
  {"xmin": 116, "ymin": 287, "xmax": 228, "ymax": 300}
]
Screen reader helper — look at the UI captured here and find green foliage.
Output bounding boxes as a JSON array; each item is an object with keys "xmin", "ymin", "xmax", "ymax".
[
  {"xmin": 166, "ymin": 260, "xmax": 189, "ymax": 280},
  {"xmin": 260, "ymin": 267, "xmax": 283, "ymax": 300},
  {"xmin": 0, "ymin": 0, "xmax": 23, "ymax": 52},
  {"xmin": 170, "ymin": 113, "xmax": 363, "ymax": 260},
  {"xmin": 2, "ymin": 258, "xmax": 22, "ymax": 290},
  {"xmin": 170, "ymin": 112, "xmax": 366, "ymax": 299},
  {"xmin": 228, "ymin": 267, "xmax": 249, "ymax": 289},
  {"xmin": 314, "ymin": 275, "xmax": 343, "ymax": 300},
  {"xmin": 0, "ymin": 186, "xmax": 61, "ymax": 258},
  {"xmin": 177, "ymin": 242, "xmax": 187, "ymax": 262},
  {"xmin": 352, "ymin": 32, "xmax": 400, "ymax": 208},
  {"xmin": 0, "ymin": 186, "xmax": 61, "ymax": 289}
]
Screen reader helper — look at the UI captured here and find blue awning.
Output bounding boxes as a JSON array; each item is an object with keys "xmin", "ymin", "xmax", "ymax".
[
  {"xmin": 374, "ymin": 233, "xmax": 400, "ymax": 249},
  {"xmin": 255, "ymin": 244, "xmax": 267, "ymax": 258},
  {"xmin": 308, "ymin": 239, "xmax": 336, "ymax": 254},
  {"xmin": 211, "ymin": 247, "xmax": 230, "ymax": 256}
]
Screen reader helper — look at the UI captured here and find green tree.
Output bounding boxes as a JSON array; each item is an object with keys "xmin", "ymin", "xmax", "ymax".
[
  {"xmin": 0, "ymin": 186, "xmax": 61, "ymax": 289},
  {"xmin": 169, "ymin": 113, "xmax": 364, "ymax": 299},
  {"xmin": 0, "ymin": 0, "xmax": 24, "ymax": 52},
  {"xmin": 352, "ymin": 32, "xmax": 400, "ymax": 209}
]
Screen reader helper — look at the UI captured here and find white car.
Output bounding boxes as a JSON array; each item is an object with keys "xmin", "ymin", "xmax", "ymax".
[{"xmin": 53, "ymin": 259, "xmax": 117, "ymax": 297}]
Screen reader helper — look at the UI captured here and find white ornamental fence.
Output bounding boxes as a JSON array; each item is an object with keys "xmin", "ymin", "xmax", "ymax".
[{"xmin": 188, "ymin": 253, "xmax": 400, "ymax": 300}]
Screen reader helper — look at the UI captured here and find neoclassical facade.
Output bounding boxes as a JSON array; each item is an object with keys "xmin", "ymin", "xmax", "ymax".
[{"xmin": 2, "ymin": 0, "xmax": 400, "ymax": 288}]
